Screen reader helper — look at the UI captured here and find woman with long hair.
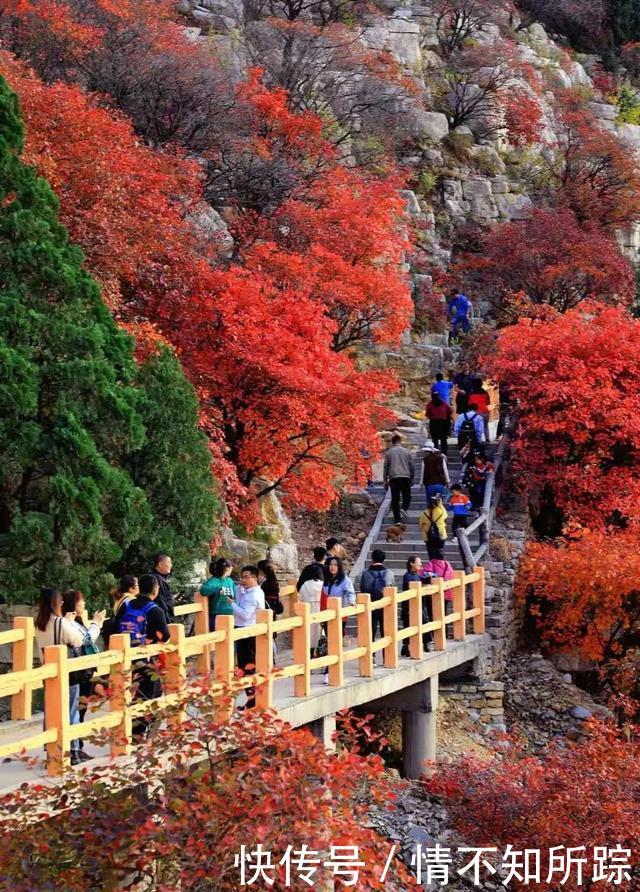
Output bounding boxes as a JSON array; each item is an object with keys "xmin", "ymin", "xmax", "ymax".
[
  {"xmin": 320, "ymin": 557, "xmax": 355, "ymax": 685},
  {"xmin": 257, "ymin": 559, "xmax": 283, "ymax": 617},
  {"xmin": 35, "ymin": 587, "xmax": 104, "ymax": 766}
]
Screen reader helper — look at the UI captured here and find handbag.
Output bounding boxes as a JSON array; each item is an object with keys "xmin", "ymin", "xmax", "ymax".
[
  {"xmin": 316, "ymin": 634, "xmax": 328, "ymax": 658},
  {"xmin": 55, "ymin": 618, "xmax": 95, "ymax": 686}
]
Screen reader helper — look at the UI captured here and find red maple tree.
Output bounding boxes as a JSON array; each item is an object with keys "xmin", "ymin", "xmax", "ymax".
[
  {"xmin": 518, "ymin": 527, "xmax": 640, "ymax": 662},
  {"xmin": 486, "ymin": 302, "xmax": 640, "ymax": 529},
  {"xmin": 1, "ymin": 50, "xmax": 408, "ymax": 520},
  {"xmin": 464, "ymin": 208, "xmax": 635, "ymax": 315}
]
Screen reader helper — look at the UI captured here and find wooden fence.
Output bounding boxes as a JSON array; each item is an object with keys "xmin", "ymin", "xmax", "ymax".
[{"xmin": 0, "ymin": 569, "xmax": 484, "ymax": 776}]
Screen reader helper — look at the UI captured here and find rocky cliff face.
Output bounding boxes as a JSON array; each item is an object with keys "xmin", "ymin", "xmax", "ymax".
[{"xmin": 177, "ymin": 0, "xmax": 640, "ymax": 417}]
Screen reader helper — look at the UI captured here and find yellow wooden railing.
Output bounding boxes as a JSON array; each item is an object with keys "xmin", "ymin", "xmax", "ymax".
[{"xmin": 0, "ymin": 569, "xmax": 484, "ymax": 776}]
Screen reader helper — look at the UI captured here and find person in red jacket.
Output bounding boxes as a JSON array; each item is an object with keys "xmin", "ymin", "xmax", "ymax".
[
  {"xmin": 426, "ymin": 392, "xmax": 453, "ymax": 455},
  {"xmin": 467, "ymin": 378, "xmax": 491, "ymax": 443}
]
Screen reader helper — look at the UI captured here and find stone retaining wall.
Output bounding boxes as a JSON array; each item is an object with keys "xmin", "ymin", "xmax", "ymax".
[
  {"xmin": 440, "ymin": 679, "xmax": 506, "ymax": 736},
  {"xmin": 478, "ymin": 493, "xmax": 530, "ymax": 679}
]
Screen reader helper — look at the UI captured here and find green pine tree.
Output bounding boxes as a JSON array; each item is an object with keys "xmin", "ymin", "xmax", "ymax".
[
  {"xmin": 0, "ymin": 77, "xmax": 219, "ymax": 603},
  {"xmin": 121, "ymin": 346, "xmax": 221, "ymax": 583},
  {"xmin": 614, "ymin": 0, "xmax": 640, "ymax": 45}
]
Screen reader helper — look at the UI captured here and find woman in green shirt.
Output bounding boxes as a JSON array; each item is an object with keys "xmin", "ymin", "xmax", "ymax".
[{"xmin": 199, "ymin": 557, "xmax": 236, "ymax": 628}]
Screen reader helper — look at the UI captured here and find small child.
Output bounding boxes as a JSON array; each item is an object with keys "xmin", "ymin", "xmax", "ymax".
[
  {"xmin": 447, "ymin": 484, "xmax": 473, "ymax": 532},
  {"xmin": 467, "ymin": 454, "xmax": 494, "ymax": 510}
]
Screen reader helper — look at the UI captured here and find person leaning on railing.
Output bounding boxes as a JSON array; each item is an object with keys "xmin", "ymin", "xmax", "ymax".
[{"xmin": 35, "ymin": 587, "xmax": 105, "ymax": 766}]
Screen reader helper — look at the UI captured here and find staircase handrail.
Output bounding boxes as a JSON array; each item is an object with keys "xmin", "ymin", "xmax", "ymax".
[{"xmin": 455, "ymin": 416, "xmax": 513, "ymax": 571}]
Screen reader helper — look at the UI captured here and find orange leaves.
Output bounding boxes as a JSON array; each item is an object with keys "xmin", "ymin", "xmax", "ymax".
[
  {"xmin": 518, "ymin": 528, "xmax": 640, "ymax": 661},
  {"xmin": 427, "ymin": 723, "xmax": 640, "ymax": 892},
  {"xmin": 0, "ymin": 52, "xmax": 201, "ymax": 288}
]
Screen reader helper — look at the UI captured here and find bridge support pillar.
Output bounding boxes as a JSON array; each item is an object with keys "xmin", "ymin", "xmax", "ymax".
[
  {"xmin": 308, "ymin": 713, "xmax": 336, "ymax": 751},
  {"xmin": 401, "ymin": 675, "xmax": 438, "ymax": 780}
]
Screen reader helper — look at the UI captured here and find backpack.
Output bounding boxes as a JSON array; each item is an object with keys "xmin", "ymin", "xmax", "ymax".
[
  {"xmin": 425, "ymin": 511, "xmax": 445, "ymax": 549},
  {"xmin": 368, "ymin": 568, "xmax": 387, "ymax": 602},
  {"xmin": 118, "ymin": 600, "xmax": 157, "ymax": 647},
  {"xmin": 457, "ymin": 412, "xmax": 478, "ymax": 449}
]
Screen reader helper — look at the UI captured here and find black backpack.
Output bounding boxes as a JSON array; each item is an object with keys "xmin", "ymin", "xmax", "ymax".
[
  {"xmin": 368, "ymin": 568, "xmax": 387, "ymax": 601},
  {"xmin": 425, "ymin": 511, "xmax": 445, "ymax": 548},
  {"xmin": 457, "ymin": 412, "xmax": 478, "ymax": 449}
]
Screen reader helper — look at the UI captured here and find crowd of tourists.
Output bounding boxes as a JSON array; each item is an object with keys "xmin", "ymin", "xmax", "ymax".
[{"xmin": 32, "ymin": 362, "xmax": 495, "ymax": 761}]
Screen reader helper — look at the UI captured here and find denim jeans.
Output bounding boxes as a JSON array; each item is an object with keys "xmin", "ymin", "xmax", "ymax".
[{"xmin": 69, "ymin": 682, "xmax": 80, "ymax": 753}]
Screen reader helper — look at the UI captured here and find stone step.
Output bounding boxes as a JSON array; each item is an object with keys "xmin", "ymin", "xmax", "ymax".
[{"xmin": 369, "ymin": 540, "xmax": 479, "ymax": 552}]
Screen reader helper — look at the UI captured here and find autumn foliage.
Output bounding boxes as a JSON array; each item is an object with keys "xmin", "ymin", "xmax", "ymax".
[
  {"xmin": 0, "ymin": 687, "xmax": 414, "ymax": 891},
  {"xmin": 486, "ymin": 302, "xmax": 640, "ymax": 529},
  {"xmin": 426, "ymin": 723, "xmax": 640, "ymax": 892},
  {"xmin": 552, "ymin": 89, "xmax": 640, "ymax": 229},
  {"xmin": 463, "ymin": 208, "xmax": 635, "ymax": 315},
  {"xmin": 518, "ymin": 528, "xmax": 640, "ymax": 662},
  {"xmin": 0, "ymin": 11, "xmax": 412, "ymax": 520}
]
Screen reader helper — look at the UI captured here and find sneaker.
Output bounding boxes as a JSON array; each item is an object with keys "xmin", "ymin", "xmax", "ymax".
[
  {"xmin": 400, "ymin": 509, "xmax": 410, "ymax": 521},
  {"xmin": 400, "ymin": 645, "xmax": 410, "ymax": 658},
  {"xmin": 323, "ymin": 675, "xmax": 330, "ymax": 685}
]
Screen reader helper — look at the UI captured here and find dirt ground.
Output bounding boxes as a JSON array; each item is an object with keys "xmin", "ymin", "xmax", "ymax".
[{"xmin": 288, "ymin": 496, "xmax": 381, "ymax": 571}]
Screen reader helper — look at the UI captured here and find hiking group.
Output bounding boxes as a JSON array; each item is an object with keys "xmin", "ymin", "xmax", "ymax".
[
  {"xmin": 381, "ymin": 369, "xmax": 494, "ymax": 653},
  {"xmin": 34, "ymin": 551, "xmax": 291, "ymax": 762},
  {"xmin": 30, "ymin": 363, "xmax": 494, "ymax": 764}
]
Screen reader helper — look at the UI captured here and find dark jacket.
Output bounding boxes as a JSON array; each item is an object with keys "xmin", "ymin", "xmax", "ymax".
[
  {"xmin": 151, "ymin": 570, "xmax": 175, "ymax": 622},
  {"xmin": 261, "ymin": 578, "xmax": 283, "ymax": 615},
  {"xmin": 125, "ymin": 596, "xmax": 170, "ymax": 645},
  {"xmin": 360, "ymin": 563, "xmax": 395, "ymax": 597},
  {"xmin": 296, "ymin": 561, "xmax": 325, "ymax": 592},
  {"xmin": 102, "ymin": 597, "xmax": 131, "ymax": 648}
]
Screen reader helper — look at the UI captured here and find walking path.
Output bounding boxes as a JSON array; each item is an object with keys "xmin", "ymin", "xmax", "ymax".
[{"xmin": 363, "ymin": 420, "xmax": 495, "ymax": 584}]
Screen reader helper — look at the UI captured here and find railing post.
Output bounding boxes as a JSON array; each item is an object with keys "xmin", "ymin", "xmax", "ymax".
[
  {"xmin": 109, "ymin": 632, "xmax": 133, "ymax": 757},
  {"xmin": 193, "ymin": 593, "xmax": 210, "ymax": 677},
  {"xmin": 452, "ymin": 570, "xmax": 467, "ymax": 641},
  {"xmin": 255, "ymin": 609, "xmax": 274, "ymax": 709},
  {"xmin": 166, "ymin": 623, "xmax": 187, "ymax": 727},
  {"xmin": 11, "ymin": 616, "xmax": 34, "ymax": 720},
  {"xmin": 43, "ymin": 644, "xmax": 69, "ymax": 776},
  {"xmin": 326, "ymin": 596, "xmax": 344, "ymax": 687},
  {"xmin": 383, "ymin": 586, "xmax": 399, "ymax": 668},
  {"xmin": 472, "ymin": 566, "xmax": 486, "ymax": 634},
  {"xmin": 408, "ymin": 582, "xmax": 423, "ymax": 661},
  {"xmin": 432, "ymin": 580, "xmax": 447, "ymax": 651},
  {"xmin": 293, "ymin": 602, "xmax": 311, "ymax": 697},
  {"xmin": 286, "ymin": 577, "xmax": 299, "ymax": 619},
  {"xmin": 456, "ymin": 527, "xmax": 476, "ymax": 574},
  {"xmin": 215, "ymin": 614, "xmax": 235, "ymax": 721},
  {"xmin": 356, "ymin": 593, "xmax": 373, "ymax": 677}
]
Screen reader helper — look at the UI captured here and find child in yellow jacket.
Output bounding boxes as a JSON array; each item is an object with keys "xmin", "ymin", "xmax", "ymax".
[{"xmin": 419, "ymin": 495, "xmax": 448, "ymax": 544}]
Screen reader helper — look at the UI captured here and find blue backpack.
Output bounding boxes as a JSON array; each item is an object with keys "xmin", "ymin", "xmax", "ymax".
[{"xmin": 118, "ymin": 600, "xmax": 156, "ymax": 647}]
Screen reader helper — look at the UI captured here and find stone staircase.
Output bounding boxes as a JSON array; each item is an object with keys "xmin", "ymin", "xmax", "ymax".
[{"xmin": 362, "ymin": 418, "xmax": 490, "ymax": 586}]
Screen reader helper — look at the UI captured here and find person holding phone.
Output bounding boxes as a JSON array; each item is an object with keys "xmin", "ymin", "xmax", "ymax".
[{"xmin": 35, "ymin": 587, "xmax": 104, "ymax": 766}]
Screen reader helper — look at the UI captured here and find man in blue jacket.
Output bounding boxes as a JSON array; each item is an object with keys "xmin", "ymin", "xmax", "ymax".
[{"xmin": 448, "ymin": 289, "xmax": 472, "ymax": 339}]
